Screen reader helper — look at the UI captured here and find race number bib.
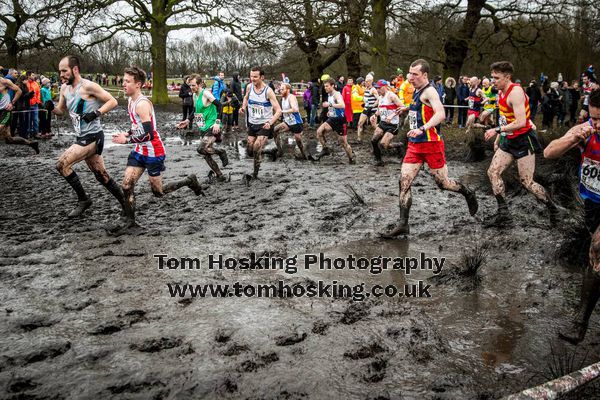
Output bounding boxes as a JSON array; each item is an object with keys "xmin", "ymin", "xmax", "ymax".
[
  {"xmin": 327, "ymin": 107, "xmax": 335, "ymax": 118},
  {"xmin": 283, "ymin": 112, "xmax": 295, "ymax": 125},
  {"xmin": 468, "ymin": 98, "xmax": 475, "ymax": 109},
  {"xmin": 408, "ymin": 110, "xmax": 418, "ymax": 130},
  {"xmin": 581, "ymin": 157, "xmax": 600, "ymax": 195},
  {"xmin": 195, "ymin": 113, "xmax": 205, "ymax": 129},
  {"xmin": 249, "ymin": 104, "xmax": 265, "ymax": 120},
  {"xmin": 69, "ymin": 112, "xmax": 81, "ymax": 135},
  {"xmin": 499, "ymin": 115, "xmax": 508, "ymax": 126}
]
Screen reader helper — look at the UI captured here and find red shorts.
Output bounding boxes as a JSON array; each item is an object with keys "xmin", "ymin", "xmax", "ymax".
[
  {"xmin": 404, "ymin": 141, "xmax": 446, "ymax": 169},
  {"xmin": 467, "ymin": 109, "xmax": 481, "ymax": 118}
]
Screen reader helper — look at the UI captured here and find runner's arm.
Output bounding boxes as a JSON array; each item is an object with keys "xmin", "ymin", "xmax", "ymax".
[
  {"xmin": 501, "ymin": 87, "xmax": 527, "ymax": 134},
  {"xmin": 333, "ymin": 92, "xmax": 345, "ymax": 109},
  {"xmin": 127, "ymin": 100, "xmax": 155, "ymax": 143},
  {"xmin": 3, "ymin": 79, "xmax": 22, "ymax": 105},
  {"xmin": 87, "ymin": 81, "xmax": 118, "ymax": 116},
  {"xmin": 240, "ymin": 88, "xmax": 249, "ymax": 113},
  {"xmin": 421, "ymin": 87, "xmax": 446, "ymax": 129},
  {"xmin": 53, "ymin": 84, "xmax": 68, "ymax": 116},
  {"xmin": 205, "ymin": 90, "xmax": 223, "ymax": 121},
  {"xmin": 286, "ymin": 95, "xmax": 300, "ymax": 114},
  {"xmin": 544, "ymin": 122, "xmax": 593, "ymax": 159}
]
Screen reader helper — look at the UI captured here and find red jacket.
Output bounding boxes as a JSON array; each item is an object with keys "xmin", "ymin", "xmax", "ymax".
[{"xmin": 342, "ymin": 83, "xmax": 353, "ymax": 123}]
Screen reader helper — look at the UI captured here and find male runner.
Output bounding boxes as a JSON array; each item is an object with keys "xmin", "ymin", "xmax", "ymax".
[
  {"xmin": 0, "ymin": 77, "xmax": 38, "ymax": 153},
  {"xmin": 544, "ymin": 89, "xmax": 600, "ymax": 344},
  {"xmin": 240, "ymin": 66, "xmax": 282, "ymax": 178},
  {"xmin": 369, "ymin": 79, "xmax": 405, "ymax": 166},
  {"xmin": 176, "ymin": 75, "xmax": 228, "ymax": 182},
  {"xmin": 274, "ymin": 82, "xmax": 309, "ymax": 160},
  {"xmin": 465, "ymin": 76, "xmax": 486, "ymax": 134},
  {"xmin": 53, "ymin": 55, "xmax": 124, "ymax": 218},
  {"xmin": 315, "ymin": 78, "xmax": 354, "ymax": 164},
  {"xmin": 111, "ymin": 67, "xmax": 203, "ymax": 233},
  {"xmin": 580, "ymin": 75, "xmax": 594, "ymax": 122},
  {"xmin": 380, "ymin": 59, "xmax": 478, "ymax": 238},
  {"xmin": 478, "ymin": 78, "xmax": 497, "ymax": 127},
  {"xmin": 484, "ymin": 61, "xmax": 558, "ymax": 225},
  {"xmin": 356, "ymin": 74, "xmax": 379, "ymax": 142}
]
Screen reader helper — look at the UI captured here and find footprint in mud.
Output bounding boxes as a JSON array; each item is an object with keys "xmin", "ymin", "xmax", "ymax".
[
  {"xmin": 15, "ymin": 315, "xmax": 60, "ymax": 332},
  {"xmin": 3, "ymin": 339, "xmax": 72, "ymax": 368},
  {"xmin": 89, "ymin": 322, "xmax": 124, "ymax": 335},
  {"xmin": 63, "ymin": 298, "xmax": 97, "ymax": 311},
  {"xmin": 311, "ymin": 320, "xmax": 329, "ymax": 335},
  {"xmin": 130, "ymin": 336, "xmax": 184, "ymax": 353},
  {"xmin": 338, "ymin": 301, "xmax": 371, "ymax": 325},
  {"xmin": 362, "ymin": 356, "xmax": 388, "ymax": 383},
  {"xmin": 274, "ymin": 331, "xmax": 307, "ymax": 346},
  {"xmin": 236, "ymin": 351, "xmax": 279, "ymax": 373},
  {"xmin": 214, "ymin": 328, "xmax": 234, "ymax": 344},
  {"xmin": 343, "ymin": 342, "xmax": 387, "ymax": 360},
  {"xmin": 6, "ymin": 378, "xmax": 39, "ymax": 393}
]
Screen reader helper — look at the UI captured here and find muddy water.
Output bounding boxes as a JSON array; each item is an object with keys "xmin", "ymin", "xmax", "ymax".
[{"xmin": 1, "ymin": 107, "xmax": 599, "ymax": 399}]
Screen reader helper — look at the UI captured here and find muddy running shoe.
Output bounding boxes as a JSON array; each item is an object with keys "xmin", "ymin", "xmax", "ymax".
[
  {"xmin": 349, "ymin": 158, "xmax": 356, "ymax": 165},
  {"xmin": 558, "ymin": 322, "xmax": 588, "ymax": 345},
  {"xmin": 379, "ymin": 222, "xmax": 409, "ymax": 238},
  {"xmin": 315, "ymin": 146, "xmax": 332, "ymax": 160},
  {"xmin": 107, "ymin": 218, "xmax": 138, "ymax": 237},
  {"xmin": 460, "ymin": 187, "xmax": 478, "ymax": 216},
  {"xmin": 483, "ymin": 211, "xmax": 512, "ymax": 227},
  {"xmin": 67, "ymin": 199, "xmax": 93, "ymax": 218},
  {"xmin": 187, "ymin": 174, "xmax": 205, "ymax": 196},
  {"xmin": 307, "ymin": 153, "xmax": 317, "ymax": 162},
  {"xmin": 30, "ymin": 141, "xmax": 40, "ymax": 154},
  {"xmin": 217, "ymin": 149, "xmax": 229, "ymax": 167}
]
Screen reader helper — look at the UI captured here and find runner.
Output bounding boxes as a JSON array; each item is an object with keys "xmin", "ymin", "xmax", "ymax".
[
  {"xmin": 315, "ymin": 78, "xmax": 354, "ymax": 164},
  {"xmin": 52, "ymin": 55, "xmax": 124, "ymax": 218},
  {"xmin": 477, "ymin": 78, "xmax": 497, "ymax": 127},
  {"xmin": 465, "ymin": 76, "xmax": 486, "ymax": 134},
  {"xmin": 111, "ymin": 66, "xmax": 203, "ymax": 234},
  {"xmin": 369, "ymin": 79, "xmax": 405, "ymax": 166},
  {"xmin": 380, "ymin": 59, "xmax": 478, "ymax": 238},
  {"xmin": 356, "ymin": 74, "xmax": 379, "ymax": 143},
  {"xmin": 0, "ymin": 77, "xmax": 39, "ymax": 153},
  {"xmin": 544, "ymin": 89, "xmax": 600, "ymax": 344},
  {"xmin": 240, "ymin": 67, "xmax": 282, "ymax": 179},
  {"xmin": 176, "ymin": 75, "xmax": 228, "ymax": 182},
  {"xmin": 580, "ymin": 74, "xmax": 594, "ymax": 122},
  {"xmin": 273, "ymin": 82, "xmax": 309, "ymax": 160},
  {"xmin": 484, "ymin": 61, "xmax": 559, "ymax": 226}
]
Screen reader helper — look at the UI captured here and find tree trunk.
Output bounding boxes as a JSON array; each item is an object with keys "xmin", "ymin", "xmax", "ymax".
[
  {"xmin": 307, "ymin": 49, "xmax": 324, "ymax": 80},
  {"xmin": 370, "ymin": 0, "xmax": 389, "ymax": 78},
  {"xmin": 346, "ymin": 1, "xmax": 365, "ymax": 79},
  {"xmin": 442, "ymin": 0, "xmax": 486, "ymax": 79},
  {"xmin": 4, "ymin": 21, "xmax": 20, "ymax": 67},
  {"xmin": 150, "ymin": 23, "xmax": 169, "ymax": 105}
]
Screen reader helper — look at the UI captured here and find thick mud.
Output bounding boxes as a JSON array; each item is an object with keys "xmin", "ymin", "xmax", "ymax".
[{"xmin": 1, "ymin": 105, "xmax": 599, "ymax": 399}]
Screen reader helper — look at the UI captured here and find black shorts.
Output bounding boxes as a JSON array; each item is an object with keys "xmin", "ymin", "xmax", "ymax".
[
  {"xmin": 285, "ymin": 122, "xmax": 303, "ymax": 134},
  {"xmin": 325, "ymin": 117, "xmax": 347, "ymax": 136},
  {"xmin": 200, "ymin": 128, "xmax": 222, "ymax": 143},
  {"xmin": 362, "ymin": 108, "xmax": 376, "ymax": 118},
  {"xmin": 378, "ymin": 121, "xmax": 399, "ymax": 135},
  {"xmin": 248, "ymin": 123, "xmax": 274, "ymax": 139},
  {"xmin": 75, "ymin": 131, "xmax": 104, "ymax": 155},
  {"xmin": 127, "ymin": 152, "xmax": 166, "ymax": 177},
  {"xmin": 499, "ymin": 129, "xmax": 542, "ymax": 159},
  {"xmin": 0, "ymin": 109, "xmax": 10, "ymax": 126}
]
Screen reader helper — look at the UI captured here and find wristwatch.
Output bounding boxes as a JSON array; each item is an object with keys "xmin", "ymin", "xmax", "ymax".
[{"xmin": 495, "ymin": 126, "xmax": 502, "ymax": 134}]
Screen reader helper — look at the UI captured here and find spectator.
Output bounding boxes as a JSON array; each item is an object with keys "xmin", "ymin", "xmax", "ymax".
[
  {"xmin": 179, "ymin": 76, "xmax": 193, "ymax": 121},
  {"xmin": 220, "ymin": 90, "xmax": 240, "ymax": 134},
  {"xmin": 342, "ymin": 77, "xmax": 354, "ymax": 128},
  {"xmin": 336, "ymin": 76, "xmax": 345, "ymax": 92},
  {"xmin": 569, "ymin": 80, "xmax": 580, "ymax": 125},
  {"xmin": 456, "ymin": 75, "xmax": 469, "ymax": 128},
  {"xmin": 310, "ymin": 78, "xmax": 320, "ymax": 128},
  {"xmin": 302, "ymin": 82, "xmax": 312, "ymax": 124},
  {"xmin": 212, "ymin": 71, "xmax": 226, "ymax": 100},
  {"xmin": 558, "ymin": 80, "xmax": 571, "ymax": 127},
  {"xmin": 26, "ymin": 72, "xmax": 41, "ymax": 138},
  {"xmin": 444, "ymin": 77, "xmax": 457, "ymax": 124},
  {"xmin": 526, "ymin": 80, "xmax": 542, "ymax": 123},
  {"xmin": 268, "ymin": 78, "xmax": 276, "ymax": 92},
  {"xmin": 351, "ymin": 77, "xmax": 365, "ymax": 129},
  {"xmin": 4, "ymin": 68, "xmax": 18, "ymax": 136},
  {"xmin": 15, "ymin": 75, "xmax": 33, "ymax": 139},
  {"xmin": 40, "ymin": 78, "xmax": 53, "ymax": 138},
  {"xmin": 433, "ymin": 75, "xmax": 444, "ymax": 100},
  {"xmin": 542, "ymin": 82, "xmax": 561, "ymax": 129},
  {"xmin": 231, "ymin": 72, "xmax": 243, "ymax": 131}
]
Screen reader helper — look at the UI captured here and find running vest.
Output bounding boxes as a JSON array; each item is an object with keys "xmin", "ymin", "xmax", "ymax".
[
  {"xmin": 247, "ymin": 83, "xmax": 273, "ymax": 125},
  {"xmin": 281, "ymin": 95, "xmax": 303, "ymax": 125},
  {"xmin": 483, "ymin": 86, "xmax": 497, "ymax": 111},
  {"xmin": 0, "ymin": 92, "xmax": 9, "ymax": 110},
  {"xmin": 327, "ymin": 91, "xmax": 345, "ymax": 118},
  {"xmin": 579, "ymin": 122, "xmax": 600, "ymax": 203},
  {"xmin": 497, "ymin": 83, "xmax": 532, "ymax": 139},
  {"xmin": 127, "ymin": 95, "xmax": 165, "ymax": 158},
  {"xmin": 378, "ymin": 91, "xmax": 400, "ymax": 125},
  {"xmin": 363, "ymin": 87, "xmax": 377, "ymax": 109},
  {"xmin": 65, "ymin": 79, "xmax": 102, "ymax": 137},
  {"xmin": 583, "ymin": 83, "xmax": 593, "ymax": 106},
  {"xmin": 194, "ymin": 89, "xmax": 218, "ymax": 132},
  {"xmin": 468, "ymin": 87, "xmax": 483, "ymax": 111},
  {"xmin": 408, "ymin": 84, "xmax": 442, "ymax": 143}
]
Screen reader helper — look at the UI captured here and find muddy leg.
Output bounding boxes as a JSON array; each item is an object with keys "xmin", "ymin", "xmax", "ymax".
[
  {"xmin": 198, "ymin": 137, "xmax": 225, "ymax": 181},
  {"xmin": 110, "ymin": 166, "xmax": 144, "ymax": 233},
  {"xmin": 86, "ymin": 154, "xmax": 125, "ymax": 209},
  {"xmin": 252, "ymin": 136, "xmax": 268, "ymax": 178},
  {"xmin": 371, "ymin": 129, "xmax": 384, "ymax": 164},
  {"xmin": 294, "ymin": 133, "xmax": 307, "ymax": 160},
  {"xmin": 315, "ymin": 123, "xmax": 332, "ymax": 159},
  {"xmin": 560, "ymin": 229, "xmax": 600, "ymax": 344},
  {"xmin": 485, "ymin": 149, "xmax": 514, "ymax": 226},
  {"xmin": 338, "ymin": 135, "xmax": 354, "ymax": 163},
  {"xmin": 56, "ymin": 143, "xmax": 96, "ymax": 218},
  {"xmin": 380, "ymin": 163, "xmax": 421, "ymax": 238},
  {"xmin": 431, "ymin": 165, "xmax": 478, "ymax": 216}
]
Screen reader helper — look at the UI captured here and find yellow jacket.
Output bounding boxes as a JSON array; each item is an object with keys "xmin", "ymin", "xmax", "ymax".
[{"xmin": 351, "ymin": 84, "xmax": 365, "ymax": 113}]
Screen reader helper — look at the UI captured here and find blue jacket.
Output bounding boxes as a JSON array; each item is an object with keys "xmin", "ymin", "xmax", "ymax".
[
  {"xmin": 456, "ymin": 83, "xmax": 469, "ymax": 104},
  {"xmin": 212, "ymin": 77, "xmax": 226, "ymax": 101}
]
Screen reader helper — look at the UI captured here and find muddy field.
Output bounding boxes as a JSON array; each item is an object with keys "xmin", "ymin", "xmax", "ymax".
[{"xmin": 1, "ymin": 106, "xmax": 599, "ymax": 399}]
